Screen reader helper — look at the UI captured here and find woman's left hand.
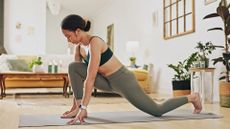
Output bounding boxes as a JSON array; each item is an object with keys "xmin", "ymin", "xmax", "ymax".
[{"xmin": 67, "ymin": 109, "xmax": 87, "ymax": 125}]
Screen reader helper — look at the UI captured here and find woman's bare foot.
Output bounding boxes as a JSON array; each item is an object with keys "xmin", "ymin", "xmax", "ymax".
[{"xmin": 187, "ymin": 93, "xmax": 202, "ymax": 114}]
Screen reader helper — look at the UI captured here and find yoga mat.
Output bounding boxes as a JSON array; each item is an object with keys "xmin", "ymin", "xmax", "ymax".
[{"xmin": 19, "ymin": 110, "xmax": 222, "ymax": 127}]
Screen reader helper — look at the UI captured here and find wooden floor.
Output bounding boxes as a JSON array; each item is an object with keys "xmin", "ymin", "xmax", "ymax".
[{"xmin": 0, "ymin": 92, "xmax": 229, "ymax": 129}]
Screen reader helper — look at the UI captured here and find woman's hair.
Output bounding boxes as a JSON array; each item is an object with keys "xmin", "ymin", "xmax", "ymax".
[{"xmin": 61, "ymin": 14, "xmax": 91, "ymax": 32}]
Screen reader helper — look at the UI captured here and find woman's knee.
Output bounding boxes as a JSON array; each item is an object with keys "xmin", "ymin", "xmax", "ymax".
[
  {"xmin": 152, "ymin": 111, "xmax": 163, "ymax": 117},
  {"xmin": 150, "ymin": 106, "xmax": 164, "ymax": 117},
  {"xmin": 68, "ymin": 62, "xmax": 85, "ymax": 72}
]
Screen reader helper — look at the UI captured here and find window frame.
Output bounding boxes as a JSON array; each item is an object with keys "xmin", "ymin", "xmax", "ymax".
[{"xmin": 163, "ymin": 0, "xmax": 195, "ymax": 40}]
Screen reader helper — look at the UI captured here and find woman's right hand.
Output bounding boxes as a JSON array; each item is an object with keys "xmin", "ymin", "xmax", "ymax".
[{"xmin": 67, "ymin": 109, "xmax": 88, "ymax": 125}]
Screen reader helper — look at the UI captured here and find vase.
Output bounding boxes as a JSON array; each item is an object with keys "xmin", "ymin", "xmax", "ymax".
[
  {"xmin": 204, "ymin": 58, "xmax": 209, "ymax": 68},
  {"xmin": 32, "ymin": 65, "xmax": 45, "ymax": 73}
]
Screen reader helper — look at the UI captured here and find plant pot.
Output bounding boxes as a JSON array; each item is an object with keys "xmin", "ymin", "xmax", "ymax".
[
  {"xmin": 172, "ymin": 80, "xmax": 191, "ymax": 97},
  {"xmin": 32, "ymin": 65, "xmax": 45, "ymax": 73},
  {"xmin": 204, "ymin": 58, "xmax": 209, "ymax": 68},
  {"xmin": 219, "ymin": 81, "xmax": 230, "ymax": 108}
]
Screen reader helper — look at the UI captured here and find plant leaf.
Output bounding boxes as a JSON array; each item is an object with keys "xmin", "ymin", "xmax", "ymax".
[
  {"xmin": 228, "ymin": 38, "xmax": 230, "ymax": 44},
  {"xmin": 212, "ymin": 57, "xmax": 224, "ymax": 65},
  {"xmin": 185, "ymin": 52, "xmax": 198, "ymax": 70},
  {"xmin": 213, "ymin": 45, "xmax": 225, "ymax": 48},
  {"xmin": 223, "ymin": 52, "xmax": 230, "ymax": 60},
  {"xmin": 227, "ymin": 63, "xmax": 230, "ymax": 71},
  {"xmin": 219, "ymin": 76, "xmax": 226, "ymax": 80},
  {"xmin": 221, "ymin": 0, "xmax": 228, "ymax": 7},
  {"xmin": 226, "ymin": 15, "xmax": 230, "ymax": 25},
  {"xmin": 225, "ymin": 25, "xmax": 230, "ymax": 35},
  {"xmin": 203, "ymin": 13, "xmax": 219, "ymax": 19},
  {"xmin": 217, "ymin": 6, "xmax": 229, "ymax": 20},
  {"xmin": 207, "ymin": 27, "xmax": 223, "ymax": 31}
]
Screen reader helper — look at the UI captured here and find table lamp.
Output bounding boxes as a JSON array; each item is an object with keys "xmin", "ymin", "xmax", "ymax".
[{"xmin": 126, "ymin": 41, "xmax": 139, "ymax": 68}]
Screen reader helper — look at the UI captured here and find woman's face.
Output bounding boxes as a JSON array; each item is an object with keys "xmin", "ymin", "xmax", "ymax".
[{"xmin": 62, "ymin": 29, "xmax": 81, "ymax": 44}]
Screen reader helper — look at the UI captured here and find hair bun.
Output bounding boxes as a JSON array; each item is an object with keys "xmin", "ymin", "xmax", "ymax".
[{"xmin": 84, "ymin": 21, "xmax": 91, "ymax": 32}]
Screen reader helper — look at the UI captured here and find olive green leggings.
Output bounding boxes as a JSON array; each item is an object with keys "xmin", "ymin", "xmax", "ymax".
[{"xmin": 68, "ymin": 62, "xmax": 188, "ymax": 116}]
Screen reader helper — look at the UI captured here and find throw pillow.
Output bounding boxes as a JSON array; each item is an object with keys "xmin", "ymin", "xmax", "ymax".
[
  {"xmin": 0, "ymin": 54, "xmax": 17, "ymax": 72},
  {"xmin": 7, "ymin": 59, "xmax": 31, "ymax": 72}
]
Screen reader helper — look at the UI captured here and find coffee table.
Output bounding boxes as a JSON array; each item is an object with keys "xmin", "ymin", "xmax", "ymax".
[{"xmin": 0, "ymin": 72, "xmax": 69, "ymax": 99}]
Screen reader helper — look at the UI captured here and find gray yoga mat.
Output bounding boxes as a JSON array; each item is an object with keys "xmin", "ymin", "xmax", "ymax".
[{"xmin": 19, "ymin": 110, "xmax": 222, "ymax": 127}]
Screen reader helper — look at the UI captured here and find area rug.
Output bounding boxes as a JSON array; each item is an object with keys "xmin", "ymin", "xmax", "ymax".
[{"xmin": 19, "ymin": 110, "xmax": 222, "ymax": 127}]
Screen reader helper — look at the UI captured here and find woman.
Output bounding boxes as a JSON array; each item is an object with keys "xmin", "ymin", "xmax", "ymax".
[{"xmin": 60, "ymin": 14, "xmax": 202, "ymax": 124}]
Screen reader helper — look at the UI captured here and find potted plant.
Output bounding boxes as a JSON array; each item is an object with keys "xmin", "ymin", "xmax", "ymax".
[
  {"xmin": 168, "ymin": 52, "xmax": 198, "ymax": 96},
  {"xmin": 29, "ymin": 57, "xmax": 45, "ymax": 73},
  {"xmin": 203, "ymin": 0, "xmax": 230, "ymax": 107},
  {"xmin": 129, "ymin": 56, "xmax": 138, "ymax": 68},
  {"xmin": 195, "ymin": 41, "xmax": 217, "ymax": 68}
]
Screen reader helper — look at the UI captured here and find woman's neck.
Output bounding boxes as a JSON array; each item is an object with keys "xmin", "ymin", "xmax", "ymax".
[{"xmin": 81, "ymin": 34, "xmax": 92, "ymax": 46}]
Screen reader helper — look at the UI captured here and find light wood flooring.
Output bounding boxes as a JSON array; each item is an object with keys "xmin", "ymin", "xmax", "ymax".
[{"xmin": 0, "ymin": 91, "xmax": 229, "ymax": 129}]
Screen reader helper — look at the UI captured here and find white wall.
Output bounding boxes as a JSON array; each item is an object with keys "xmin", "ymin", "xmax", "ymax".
[
  {"xmin": 4, "ymin": 0, "xmax": 71, "ymax": 55},
  {"xmin": 46, "ymin": 4, "xmax": 99, "ymax": 55},
  {"xmin": 92, "ymin": 0, "xmax": 224, "ymax": 101},
  {"xmin": 46, "ymin": 5, "xmax": 94, "ymax": 55},
  {"xmin": 46, "ymin": 8, "xmax": 70, "ymax": 54},
  {"xmin": 4, "ymin": 0, "xmax": 46, "ymax": 55}
]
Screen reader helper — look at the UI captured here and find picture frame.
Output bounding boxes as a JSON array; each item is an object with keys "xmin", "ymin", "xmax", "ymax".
[
  {"xmin": 107, "ymin": 24, "xmax": 114, "ymax": 51},
  {"xmin": 205, "ymin": 0, "xmax": 217, "ymax": 5}
]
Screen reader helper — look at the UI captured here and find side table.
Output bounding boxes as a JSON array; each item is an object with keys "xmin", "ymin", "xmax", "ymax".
[{"xmin": 189, "ymin": 68, "xmax": 215, "ymax": 103}]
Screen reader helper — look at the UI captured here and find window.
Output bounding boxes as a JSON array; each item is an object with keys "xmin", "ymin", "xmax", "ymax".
[{"xmin": 163, "ymin": 0, "xmax": 195, "ymax": 40}]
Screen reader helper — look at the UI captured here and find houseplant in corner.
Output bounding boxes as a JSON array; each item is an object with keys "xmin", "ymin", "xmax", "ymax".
[
  {"xmin": 203, "ymin": 0, "xmax": 230, "ymax": 107},
  {"xmin": 168, "ymin": 52, "xmax": 198, "ymax": 96}
]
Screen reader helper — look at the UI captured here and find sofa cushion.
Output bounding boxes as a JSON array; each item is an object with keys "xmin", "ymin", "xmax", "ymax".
[
  {"xmin": 0, "ymin": 54, "xmax": 16, "ymax": 72},
  {"xmin": 17, "ymin": 55, "xmax": 37, "ymax": 64},
  {"xmin": 7, "ymin": 59, "xmax": 31, "ymax": 72}
]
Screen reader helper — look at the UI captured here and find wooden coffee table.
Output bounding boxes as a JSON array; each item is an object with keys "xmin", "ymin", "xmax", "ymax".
[{"xmin": 0, "ymin": 72, "xmax": 69, "ymax": 99}]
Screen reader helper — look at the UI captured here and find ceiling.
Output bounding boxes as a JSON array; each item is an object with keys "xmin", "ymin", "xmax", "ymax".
[{"xmin": 59, "ymin": 0, "xmax": 113, "ymax": 17}]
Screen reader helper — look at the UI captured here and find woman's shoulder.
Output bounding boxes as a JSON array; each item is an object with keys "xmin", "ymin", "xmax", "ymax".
[
  {"xmin": 89, "ymin": 36, "xmax": 107, "ymax": 52},
  {"xmin": 89, "ymin": 36, "xmax": 105, "ymax": 43}
]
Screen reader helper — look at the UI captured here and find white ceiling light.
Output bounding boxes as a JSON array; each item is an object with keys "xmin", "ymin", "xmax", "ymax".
[{"xmin": 46, "ymin": 0, "xmax": 61, "ymax": 15}]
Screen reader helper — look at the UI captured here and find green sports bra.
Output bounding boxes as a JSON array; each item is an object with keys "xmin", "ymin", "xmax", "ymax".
[{"xmin": 82, "ymin": 36, "xmax": 113, "ymax": 66}]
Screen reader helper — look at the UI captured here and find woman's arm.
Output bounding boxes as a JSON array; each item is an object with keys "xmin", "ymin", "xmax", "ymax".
[
  {"xmin": 81, "ymin": 38, "xmax": 102, "ymax": 107},
  {"xmin": 68, "ymin": 39, "xmax": 103, "ymax": 124},
  {"xmin": 74, "ymin": 44, "xmax": 83, "ymax": 62}
]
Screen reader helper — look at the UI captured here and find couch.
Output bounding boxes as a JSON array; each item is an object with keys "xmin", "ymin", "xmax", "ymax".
[{"xmin": 0, "ymin": 54, "xmax": 74, "ymax": 89}]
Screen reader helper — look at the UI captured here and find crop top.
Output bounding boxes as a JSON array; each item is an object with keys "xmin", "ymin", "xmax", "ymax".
[{"xmin": 82, "ymin": 36, "xmax": 113, "ymax": 66}]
